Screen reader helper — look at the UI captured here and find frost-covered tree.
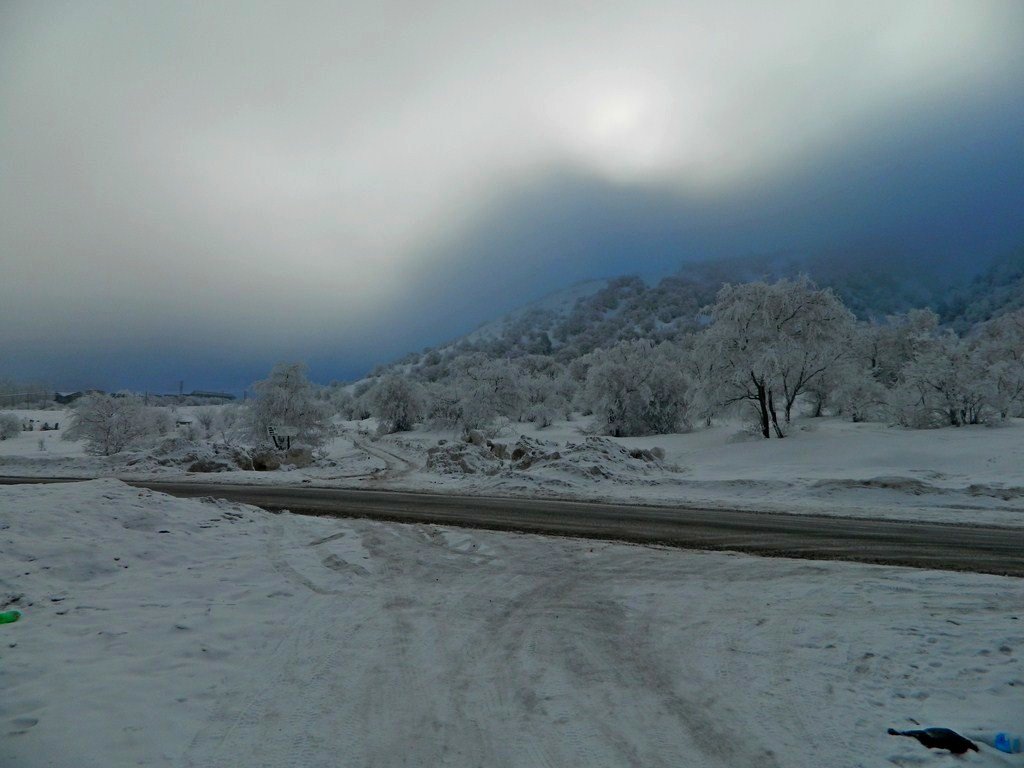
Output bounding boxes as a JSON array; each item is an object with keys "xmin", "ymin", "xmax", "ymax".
[
  {"xmin": 196, "ymin": 409, "xmax": 215, "ymax": 438},
  {"xmin": 973, "ymin": 309, "xmax": 1024, "ymax": 417},
  {"xmin": 0, "ymin": 413, "xmax": 21, "ymax": 440},
  {"xmin": 423, "ymin": 382, "xmax": 463, "ymax": 429},
  {"xmin": 328, "ymin": 388, "xmax": 357, "ymax": 420},
  {"xmin": 518, "ymin": 356, "xmax": 572, "ymax": 427},
  {"xmin": 862, "ymin": 309, "xmax": 941, "ymax": 388},
  {"xmin": 452, "ymin": 355, "xmax": 524, "ymax": 432},
  {"xmin": 249, "ymin": 363, "xmax": 330, "ymax": 447},
  {"xmin": 216, "ymin": 405, "xmax": 245, "ymax": 442},
  {"xmin": 890, "ymin": 332, "xmax": 994, "ymax": 427},
  {"xmin": 369, "ymin": 375, "xmax": 424, "ymax": 434},
  {"xmin": 63, "ymin": 393, "xmax": 158, "ymax": 455},
  {"xmin": 695, "ymin": 278, "xmax": 854, "ymax": 437},
  {"xmin": 824, "ymin": 324, "xmax": 883, "ymax": 421},
  {"xmin": 584, "ymin": 341, "xmax": 690, "ymax": 436},
  {"xmin": 832, "ymin": 369, "xmax": 888, "ymax": 423}
]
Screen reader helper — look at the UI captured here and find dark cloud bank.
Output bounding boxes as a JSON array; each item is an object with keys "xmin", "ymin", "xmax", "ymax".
[{"xmin": 1, "ymin": 1, "xmax": 1022, "ymax": 391}]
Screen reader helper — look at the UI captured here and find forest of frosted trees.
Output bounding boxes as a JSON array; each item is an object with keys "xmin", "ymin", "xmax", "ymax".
[
  {"xmin": 335, "ymin": 271, "xmax": 1024, "ymax": 440},
  {"xmin": 15, "ymin": 253, "xmax": 1022, "ymax": 456}
]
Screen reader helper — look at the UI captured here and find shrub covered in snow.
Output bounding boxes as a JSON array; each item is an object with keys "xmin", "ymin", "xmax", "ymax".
[
  {"xmin": 584, "ymin": 340, "xmax": 690, "ymax": 436},
  {"xmin": 889, "ymin": 332, "xmax": 995, "ymax": 427},
  {"xmin": 0, "ymin": 412, "xmax": 21, "ymax": 440},
  {"xmin": 63, "ymin": 393, "xmax": 162, "ymax": 456},
  {"xmin": 451, "ymin": 356, "xmax": 525, "ymax": 433},
  {"xmin": 369, "ymin": 375, "xmax": 424, "ymax": 434},
  {"xmin": 249, "ymin": 362, "xmax": 331, "ymax": 448}
]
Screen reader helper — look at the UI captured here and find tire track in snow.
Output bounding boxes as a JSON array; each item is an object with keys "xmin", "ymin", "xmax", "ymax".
[{"xmin": 350, "ymin": 436, "xmax": 418, "ymax": 480}]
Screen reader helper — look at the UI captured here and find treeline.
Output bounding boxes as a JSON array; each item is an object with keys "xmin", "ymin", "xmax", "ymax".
[{"xmin": 332, "ymin": 277, "xmax": 1024, "ymax": 439}]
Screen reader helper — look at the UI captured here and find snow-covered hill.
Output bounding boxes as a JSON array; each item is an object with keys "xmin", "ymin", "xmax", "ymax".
[
  {"xmin": 941, "ymin": 249, "xmax": 1024, "ymax": 330},
  {"xmin": 374, "ymin": 250, "xmax": 979, "ymax": 378},
  {"xmin": 461, "ymin": 278, "xmax": 610, "ymax": 346}
]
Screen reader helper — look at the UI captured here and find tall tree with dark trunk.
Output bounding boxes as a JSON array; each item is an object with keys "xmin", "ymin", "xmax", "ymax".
[{"xmin": 695, "ymin": 278, "xmax": 854, "ymax": 438}]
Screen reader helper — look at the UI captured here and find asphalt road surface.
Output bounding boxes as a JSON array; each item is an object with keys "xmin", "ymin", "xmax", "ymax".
[{"xmin": 2, "ymin": 477, "xmax": 1022, "ymax": 576}]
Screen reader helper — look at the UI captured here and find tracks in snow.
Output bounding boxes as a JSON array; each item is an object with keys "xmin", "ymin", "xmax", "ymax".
[
  {"xmin": 181, "ymin": 516, "xmax": 810, "ymax": 767},
  {"xmin": 349, "ymin": 435, "xmax": 418, "ymax": 480}
]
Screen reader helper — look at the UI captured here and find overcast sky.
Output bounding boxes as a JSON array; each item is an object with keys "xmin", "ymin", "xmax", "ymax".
[{"xmin": 2, "ymin": 1, "xmax": 1023, "ymax": 391}]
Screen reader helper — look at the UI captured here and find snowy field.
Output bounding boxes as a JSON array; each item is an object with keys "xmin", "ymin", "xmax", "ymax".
[
  {"xmin": 1, "ymin": 480, "xmax": 1022, "ymax": 767},
  {"xmin": 2, "ymin": 409, "xmax": 1023, "ymax": 527},
  {"xmin": 349, "ymin": 417, "xmax": 1024, "ymax": 527}
]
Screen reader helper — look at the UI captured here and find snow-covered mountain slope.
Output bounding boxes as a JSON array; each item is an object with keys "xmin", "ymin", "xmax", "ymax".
[
  {"xmin": 374, "ymin": 250, "xmax": 971, "ymax": 377},
  {"xmin": 941, "ymin": 249, "xmax": 1024, "ymax": 330},
  {"xmin": 461, "ymin": 278, "xmax": 610, "ymax": 346}
]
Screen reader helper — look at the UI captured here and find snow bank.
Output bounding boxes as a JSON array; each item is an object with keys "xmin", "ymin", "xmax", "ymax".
[
  {"xmin": 1, "ymin": 481, "xmax": 1022, "ymax": 767},
  {"xmin": 425, "ymin": 434, "xmax": 671, "ymax": 488},
  {"xmin": 4, "ymin": 415, "xmax": 1024, "ymax": 528}
]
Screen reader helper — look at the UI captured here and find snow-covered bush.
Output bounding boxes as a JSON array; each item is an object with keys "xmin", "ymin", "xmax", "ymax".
[
  {"xmin": 369, "ymin": 375, "xmax": 424, "ymax": 434},
  {"xmin": 832, "ymin": 371, "xmax": 888, "ymax": 423},
  {"xmin": 196, "ymin": 409, "xmax": 215, "ymax": 438},
  {"xmin": 0, "ymin": 413, "xmax": 21, "ymax": 440},
  {"xmin": 584, "ymin": 341, "xmax": 690, "ymax": 436},
  {"xmin": 148, "ymin": 407, "xmax": 173, "ymax": 438},
  {"xmin": 63, "ymin": 393, "xmax": 159, "ymax": 455},
  {"xmin": 214, "ymin": 405, "xmax": 246, "ymax": 442},
  {"xmin": 452, "ymin": 356, "xmax": 524, "ymax": 433},
  {"xmin": 423, "ymin": 383, "xmax": 462, "ymax": 429},
  {"xmin": 973, "ymin": 309, "xmax": 1024, "ymax": 418},
  {"xmin": 890, "ymin": 332, "xmax": 995, "ymax": 427},
  {"xmin": 329, "ymin": 388, "xmax": 357, "ymax": 420},
  {"xmin": 861, "ymin": 309, "xmax": 940, "ymax": 388},
  {"xmin": 519, "ymin": 356, "xmax": 572, "ymax": 426},
  {"xmin": 249, "ymin": 362, "xmax": 331, "ymax": 448}
]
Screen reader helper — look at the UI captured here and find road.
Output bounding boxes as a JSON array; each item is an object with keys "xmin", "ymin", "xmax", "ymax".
[{"xmin": 2, "ymin": 476, "xmax": 1022, "ymax": 576}]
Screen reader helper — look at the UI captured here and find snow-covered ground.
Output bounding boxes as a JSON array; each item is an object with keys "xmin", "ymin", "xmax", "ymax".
[
  {"xmin": 3, "ymin": 409, "xmax": 1024, "ymax": 527},
  {"xmin": 342, "ymin": 417, "xmax": 1024, "ymax": 527},
  {"xmin": 1, "ymin": 480, "xmax": 1021, "ymax": 767}
]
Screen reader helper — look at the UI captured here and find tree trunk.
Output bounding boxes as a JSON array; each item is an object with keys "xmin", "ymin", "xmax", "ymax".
[
  {"xmin": 755, "ymin": 382, "xmax": 771, "ymax": 439},
  {"xmin": 769, "ymin": 389, "xmax": 785, "ymax": 438}
]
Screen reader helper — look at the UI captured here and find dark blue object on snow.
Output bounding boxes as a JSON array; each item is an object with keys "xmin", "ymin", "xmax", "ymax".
[{"xmin": 995, "ymin": 732, "xmax": 1022, "ymax": 754}]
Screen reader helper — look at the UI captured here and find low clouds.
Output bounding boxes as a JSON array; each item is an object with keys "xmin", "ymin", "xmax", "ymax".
[{"xmin": 1, "ymin": 1, "xmax": 1022, "ymax": 388}]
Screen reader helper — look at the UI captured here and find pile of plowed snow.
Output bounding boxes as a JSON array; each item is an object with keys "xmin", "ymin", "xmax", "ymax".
[{"xmin": 425, "ymin": 434, "xmax": 671, "ymax": 483}]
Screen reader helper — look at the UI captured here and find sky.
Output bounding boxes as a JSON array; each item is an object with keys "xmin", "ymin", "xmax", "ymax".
[{"xmin": 2, "ymin": 0, "xmax": 1023, "ymax": 392}]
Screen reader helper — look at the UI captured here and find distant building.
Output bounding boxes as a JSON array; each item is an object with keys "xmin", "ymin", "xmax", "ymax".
[
  {"xmin": 54, "ymin": 390, "xmax": 104, "ymax": 405},
  {"xmin": 187, "ymin": 391, "xmax": 236, "ymax": 401}
]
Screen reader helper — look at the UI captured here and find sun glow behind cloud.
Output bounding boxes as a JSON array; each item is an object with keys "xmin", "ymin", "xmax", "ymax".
[{"xmin": 551, "ymin": 75, "xmax": 688, "ymax": 181}]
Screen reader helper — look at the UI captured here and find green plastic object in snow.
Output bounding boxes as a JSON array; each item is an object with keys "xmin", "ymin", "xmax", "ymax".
[{"xmin": 0, "ymin": 610, "xmax": 21, "ymax": 624}]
